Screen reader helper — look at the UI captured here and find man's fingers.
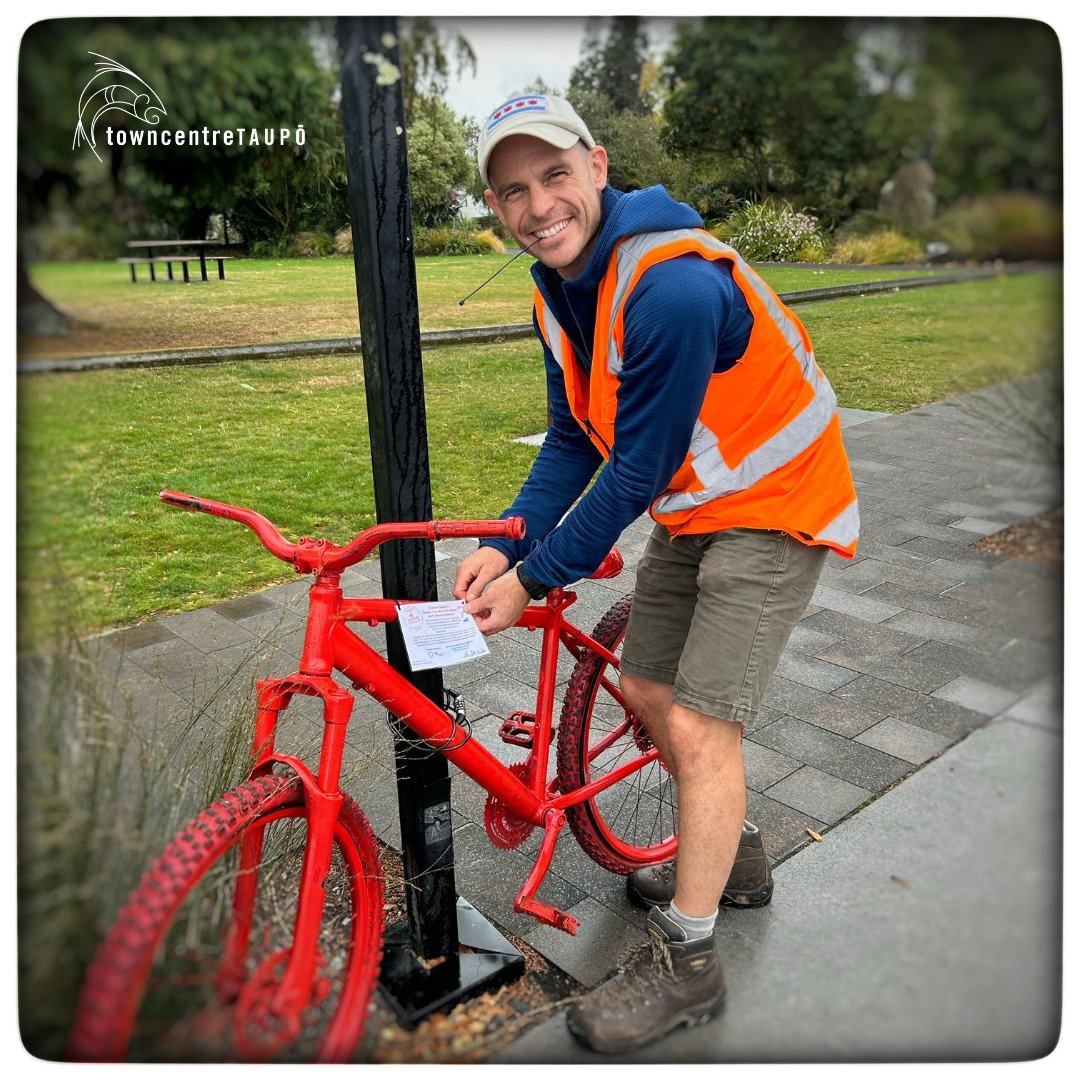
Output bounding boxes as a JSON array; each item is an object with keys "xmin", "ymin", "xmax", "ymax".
[
  {"xmin": 464, "ymin": 566, "xmax": 503, "ymax": 601},
  {"xmin": 454, "ymin": 549, "xmax": 510, "ymax": 601},
  {"xmin": 452, "ymin": 568, "xmax": 478, "ymax": 600}
]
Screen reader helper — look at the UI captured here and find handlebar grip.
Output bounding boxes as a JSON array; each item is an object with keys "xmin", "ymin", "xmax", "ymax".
[
  {"xmin": 160, "ymin": 489, "xmax": 207, "ymax": 511},
  {"xmin": 159, "ymin": 490, "xmax": 298, "ymax": 563},
  {"xmin": 436, "ymin": 516, "xmax": 525, "ymax": 540}
]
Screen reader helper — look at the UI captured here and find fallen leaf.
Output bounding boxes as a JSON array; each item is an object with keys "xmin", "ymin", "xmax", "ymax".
[{"xmin": 806, "ymin": 827, "xmax": 823, "ymax": 841}]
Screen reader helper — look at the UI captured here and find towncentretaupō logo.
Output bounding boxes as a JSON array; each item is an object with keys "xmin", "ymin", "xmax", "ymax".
[{"xmin": 73, "ymin": 51, "xmax": 166, "ymax": 162}]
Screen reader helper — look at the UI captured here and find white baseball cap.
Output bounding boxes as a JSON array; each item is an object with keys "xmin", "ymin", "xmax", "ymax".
[{"xmin": 477, "ymin": 94, "xmax": 595, "ymax": 188}]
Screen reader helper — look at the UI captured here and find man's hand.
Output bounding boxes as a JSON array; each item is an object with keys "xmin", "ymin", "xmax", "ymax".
[
  {"xmin": 453, "ymin": 546, "xmax": 510, "ymax": 603},
  {"xmin": 460, "ymin": 568, "xmax": 530, "ymax": 635}
]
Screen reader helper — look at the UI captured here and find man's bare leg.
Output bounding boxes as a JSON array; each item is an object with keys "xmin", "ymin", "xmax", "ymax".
[
  {"xmin": 566, "ymin": 677, "xmax": 736, "ymax": 1051},
  {"xmin": 666, "ymin": 702, "xmax": 745, "ymax": 916},
  {"xmin": 621, "ymin": 675, "xmax": 746, "ymax": 916}
]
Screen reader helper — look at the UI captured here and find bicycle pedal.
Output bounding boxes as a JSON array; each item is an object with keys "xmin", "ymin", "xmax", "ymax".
[
  {"xmin": 499, "ymin": 711, "xmax": 536, "ymax": 748},
  {"xmin": 515, "ymin": 895, "xmax": 579, "ymax": 936}
]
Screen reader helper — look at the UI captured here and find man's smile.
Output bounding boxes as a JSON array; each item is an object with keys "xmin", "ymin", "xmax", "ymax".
[{"xmin": 533, "ymin": 218, "xmax": 571, "ymax": 240}]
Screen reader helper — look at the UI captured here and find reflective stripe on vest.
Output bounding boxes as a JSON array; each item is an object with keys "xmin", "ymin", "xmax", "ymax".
[{"xmin": 654, "ymin": 374, "xmax": 837, "ymax": 513}]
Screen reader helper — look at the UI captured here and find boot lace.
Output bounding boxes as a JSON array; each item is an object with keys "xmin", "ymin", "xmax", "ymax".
[{"xmin": 588, "ymin": 930, "xmax": 677, "ymax": 1012}]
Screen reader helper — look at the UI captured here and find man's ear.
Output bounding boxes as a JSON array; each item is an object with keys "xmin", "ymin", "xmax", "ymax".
[
  {"xmin": 483, "ymin": 188, "xmax": 504, "ymax": 222},
  {"xmin": 588, "ymin": 145, "xmax": 609, "ymax": 191}
]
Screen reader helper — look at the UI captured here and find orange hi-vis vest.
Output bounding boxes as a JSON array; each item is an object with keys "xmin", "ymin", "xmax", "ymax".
[{"xmin": 534, "ymin": 228, "xmax": 860, "ymax": 557}]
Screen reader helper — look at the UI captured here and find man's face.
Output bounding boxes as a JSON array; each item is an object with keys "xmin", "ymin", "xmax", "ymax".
[{"xmin": 484, "ymin": 135, "xmax": 609, "ymax": 281}]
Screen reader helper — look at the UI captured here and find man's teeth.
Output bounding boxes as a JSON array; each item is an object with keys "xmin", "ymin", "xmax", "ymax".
[{"xmin": 535, "ymin": 219, "xmax": 570, "ymax": 240}]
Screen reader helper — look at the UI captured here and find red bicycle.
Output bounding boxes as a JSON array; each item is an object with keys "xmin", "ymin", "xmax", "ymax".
[{"xmin": 68, "ymin": 491, "xmax": 676, "ymax": 1063}]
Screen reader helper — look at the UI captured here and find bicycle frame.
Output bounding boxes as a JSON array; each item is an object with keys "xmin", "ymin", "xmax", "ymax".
[
  {"xmin": 248, "ymin": 570, "xmax": 660, "ymax": 933},
  {"xmin": 159, "ymin": 489, "xmax": 663, "ymax": 1042}
]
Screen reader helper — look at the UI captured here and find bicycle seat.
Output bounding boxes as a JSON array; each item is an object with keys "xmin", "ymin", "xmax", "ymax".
[{"xmin": 588, "ymin": 548, "xmax": 624, "ymax": 580}]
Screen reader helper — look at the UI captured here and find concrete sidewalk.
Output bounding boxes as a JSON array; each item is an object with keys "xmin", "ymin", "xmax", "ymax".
[
  {"xmin": 51, "ymin": 371, "xmax": 1062, "ymax": 1063},
  {"xmin": 495, "ymin": 712, "xmax": 1062, "ymax": 1063}
]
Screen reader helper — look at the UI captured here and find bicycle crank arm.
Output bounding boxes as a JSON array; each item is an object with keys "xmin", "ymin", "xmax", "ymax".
[
  {"xmin": 513, "ymin": 809, "xmax": 579, "ymax": 935},
  {"xmin": 515, "ymin": 895, "xmax": 579, "ymax": 936}
]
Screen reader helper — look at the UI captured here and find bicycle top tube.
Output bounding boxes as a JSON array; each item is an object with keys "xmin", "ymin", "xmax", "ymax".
[{"xmin": 159, "ymin": 490, "xmax": 525, "ymax": 575}]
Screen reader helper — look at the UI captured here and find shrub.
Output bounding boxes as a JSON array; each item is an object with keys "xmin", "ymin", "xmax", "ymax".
[
  {"xmin": 834, "ymin": 209, "xmax": 907, "ymax": 240},
  {"xmin": 334, "ymin": 226, "xmax": 354, "ymax": 256},
  {"xmin": 687, "ymin": 180, "xmax": 739, "ymax": 226},
  {"xmin": 285, "ymin": 230, "xmax": 336, "ymax": 258},
  {"xmin": 331, "ymin": 223, "xmax": 508, "ymax": 258},
  {"xmin": 723, "ymin": 201, "xmax": 828, "ymax": 262},
  {"xmin": 249, "ymin": 238, "xmax": 288, "ymax": 259},
  {"xmin": 706, "ymin": 222, "xmax": 734, "ymax": 244},
  {"xmin": 832, "ymin": 230, "xmax": 923, "ymax": 265},
  {"xmin": 413, "ymin": 225, "xmax": 506, "ymax": 257},
  {"xmin": 22, "ymin": 223, "xmax": 101, "ymax": 261},
  {"xmin": 472, "ymin": 212, "xmax": 514, "ymax": 246},
  {"xmin": 793, "ymin": 237, "xmax": 833, "ymax": 263},
  {"xmin": 935, "ymin": 193, "xmax": 1063, "ymax": 262}
]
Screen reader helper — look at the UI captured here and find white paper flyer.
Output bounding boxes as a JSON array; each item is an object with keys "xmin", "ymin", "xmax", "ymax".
[{"xmin": 396, "ymin": 600, "xmax": 491, "ymax": 672}]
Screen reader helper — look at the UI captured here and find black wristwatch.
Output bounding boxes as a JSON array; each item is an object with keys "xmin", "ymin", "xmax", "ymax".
[{"xmin": 516, "ymin": 564, "xmax": 550, "ymax": 600}]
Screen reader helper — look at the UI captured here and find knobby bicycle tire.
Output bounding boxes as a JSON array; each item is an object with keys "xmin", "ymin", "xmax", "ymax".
[
  {"xmin": 68, "ymin": 772, "xmax": 385, "ymax": 1064},
  {"xmin": 556, "ymin": 593, "xmax": 679, "ymax": 873}
]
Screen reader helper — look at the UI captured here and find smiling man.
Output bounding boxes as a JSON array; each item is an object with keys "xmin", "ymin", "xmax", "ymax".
[{"xmin": 453, "ymin": 95, "xmax": 859, "ymax": 1054}]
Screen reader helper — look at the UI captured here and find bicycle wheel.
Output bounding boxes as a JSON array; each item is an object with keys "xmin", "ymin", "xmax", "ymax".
[
  {"xmin": 68, "ymin": 772, "xmax": 384, "ymax": 1064},
  {"xmin": 557, "ymin": 593, "xmax": 678, "ymax": 873}
]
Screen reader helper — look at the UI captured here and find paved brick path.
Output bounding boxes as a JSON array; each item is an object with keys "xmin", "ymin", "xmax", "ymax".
[{"xmin": 60, "ymin": 373, "xmax": 1062, "ymax": 990}]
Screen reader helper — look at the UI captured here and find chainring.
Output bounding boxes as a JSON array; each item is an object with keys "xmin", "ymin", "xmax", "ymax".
[
  {"xmin": 484, "ymin": 762, "xmax": 537, "ymax": 849},
  {"xmin": 630, "ymin": 711, "xmax": 656, "ymax": 754}
]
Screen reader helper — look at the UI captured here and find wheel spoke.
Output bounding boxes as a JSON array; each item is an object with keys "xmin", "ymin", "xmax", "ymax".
[
  {"xmin": 69, "ymin": 777, "xmax": 384, "ymax": 1064},
  {"xmin": 557, "ymin": 595, "xmax": 678, "ymax": 872}
]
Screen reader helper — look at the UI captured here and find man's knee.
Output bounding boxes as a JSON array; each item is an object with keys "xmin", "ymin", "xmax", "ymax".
[
  {"xmin": 666, "ymin": 703, "xmax": 743, "ymax": 775},
  {"xmin": 620, "ymin": 673, "xmax": 672, "ymax": 721}
]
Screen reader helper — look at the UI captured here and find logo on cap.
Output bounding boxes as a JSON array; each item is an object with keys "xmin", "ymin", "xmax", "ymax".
[{"xmin": 486, "ymin": 96, "xmax": 548, "ymax": 132}]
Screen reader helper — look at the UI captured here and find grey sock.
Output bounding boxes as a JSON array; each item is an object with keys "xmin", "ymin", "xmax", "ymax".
[{"xmin": 667, "ymin": 900, "xmax": 717, "ymax": 941}]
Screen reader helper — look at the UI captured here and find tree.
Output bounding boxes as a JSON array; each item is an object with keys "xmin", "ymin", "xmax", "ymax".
[
  {"xmin": 570, "ymin": 90, "xmax": 689, "ymax": 196},
  {"xmin": 406, "ymin": 97, "xmax": 474, "ymax": 226},
  {"xmin": 919, "ymin": 20, "xmax": 1061, "ymax": 203},
  {"xmin": 662, "ymin": 18, "xmax": 790, "ymax": 203},
  {"xmin": 19, "ymin": 17, "xmax": 345, "ymax": 249},
  {"xmin": 569, "ymin": 16, "xmax": 651, "ymax": 115},
  {"xmin": 661, "ymin": 18, "xmax": 904, "ymax": 223},
  {"xmin": 660, "ymin": 17, "xmax": 1062, "ymax": 230},
  {"xmin": 772, "ymin": 21, "xmax": 881, "ymax": 223},
  {"xmin": 399, "ymin": 17, "xmax": 476, "ymax": 125},
  {"xmin": 396, "ymin": 19, "xmax": 479, "ymax": 224}
]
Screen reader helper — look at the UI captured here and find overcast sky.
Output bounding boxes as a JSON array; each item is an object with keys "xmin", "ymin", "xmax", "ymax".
[{"xmin": 429, "ymin": 16, "xmax": 684, "ymax": 126}]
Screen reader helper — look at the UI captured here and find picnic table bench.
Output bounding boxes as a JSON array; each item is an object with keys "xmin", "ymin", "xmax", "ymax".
[{"xmin": 119, "ymin": 240, "xmax": 234, "ymax": 283}]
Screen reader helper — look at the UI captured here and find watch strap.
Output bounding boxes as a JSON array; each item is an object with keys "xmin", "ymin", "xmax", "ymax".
[{"xmin": 516, "ymin": 564, "xmax": 550, "ymax": 600}]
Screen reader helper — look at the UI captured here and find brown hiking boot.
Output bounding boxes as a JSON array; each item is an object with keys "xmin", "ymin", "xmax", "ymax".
[
  {"xmin": 626, "ymin": 820, "xmax": 773, "ymax": 909},
  {"xmin": 566, "ymin": 905, "xmax": 726, "ymax": 1054}
]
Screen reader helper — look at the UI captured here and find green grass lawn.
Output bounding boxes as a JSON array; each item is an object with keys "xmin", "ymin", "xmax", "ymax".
[
  {"xmin": 22, "ymin": 255, "xmax": 944, "ymax": 361},
  {"xmin": 17, "ymin": 270, "xmax": 1061, "ymax": 650}
]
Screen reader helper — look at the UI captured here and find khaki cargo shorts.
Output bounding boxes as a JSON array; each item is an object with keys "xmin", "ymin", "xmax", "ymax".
[{"xmin": 620, "ymin": 525, "xmax": 827, "ymax": 724}]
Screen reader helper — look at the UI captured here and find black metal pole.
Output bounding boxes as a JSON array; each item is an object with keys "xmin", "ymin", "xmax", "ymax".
[
  {"xmin": 337, "ymin": 14, "xmax": 457, "ymax": 964},
  {"xmin": 336, "ymin": 16, "xmax": 522, "ymax": 1025}
]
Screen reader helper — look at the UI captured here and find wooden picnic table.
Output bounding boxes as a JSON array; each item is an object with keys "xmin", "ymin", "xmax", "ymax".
[{"xmin": 121, "ymin": 239, "xmax": 233, "ymax": 283}]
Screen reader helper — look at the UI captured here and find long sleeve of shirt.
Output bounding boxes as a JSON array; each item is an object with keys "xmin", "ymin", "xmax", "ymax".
[
  {"xmin": 516, "ymin": 255, "xmax": 743, "ymax": 588},
  {"xmin": 479, "ymin": 313, "xmax": 604, "ymax": 568}
]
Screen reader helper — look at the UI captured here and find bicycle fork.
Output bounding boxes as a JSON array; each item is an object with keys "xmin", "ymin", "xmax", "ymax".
[{"xmin": 217, "ymin": 673, "xmax": 354, "ymax": 1052}]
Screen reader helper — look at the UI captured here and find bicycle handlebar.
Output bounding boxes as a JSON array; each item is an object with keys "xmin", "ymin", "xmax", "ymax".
[{"xmin": 159, "ymin": 490, "xmax": 526, "ymax": 573}]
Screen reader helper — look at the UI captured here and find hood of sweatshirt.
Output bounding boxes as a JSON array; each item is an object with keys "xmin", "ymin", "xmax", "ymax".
[{"xmin": 531, "ymin": 185, "xmax": 704, "ymax": 362}]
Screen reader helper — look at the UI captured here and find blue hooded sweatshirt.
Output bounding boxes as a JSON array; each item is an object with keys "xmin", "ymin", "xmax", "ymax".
[{"xmin": 483, "ymin": 184, "xmax": 754, "ymax": 588}]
